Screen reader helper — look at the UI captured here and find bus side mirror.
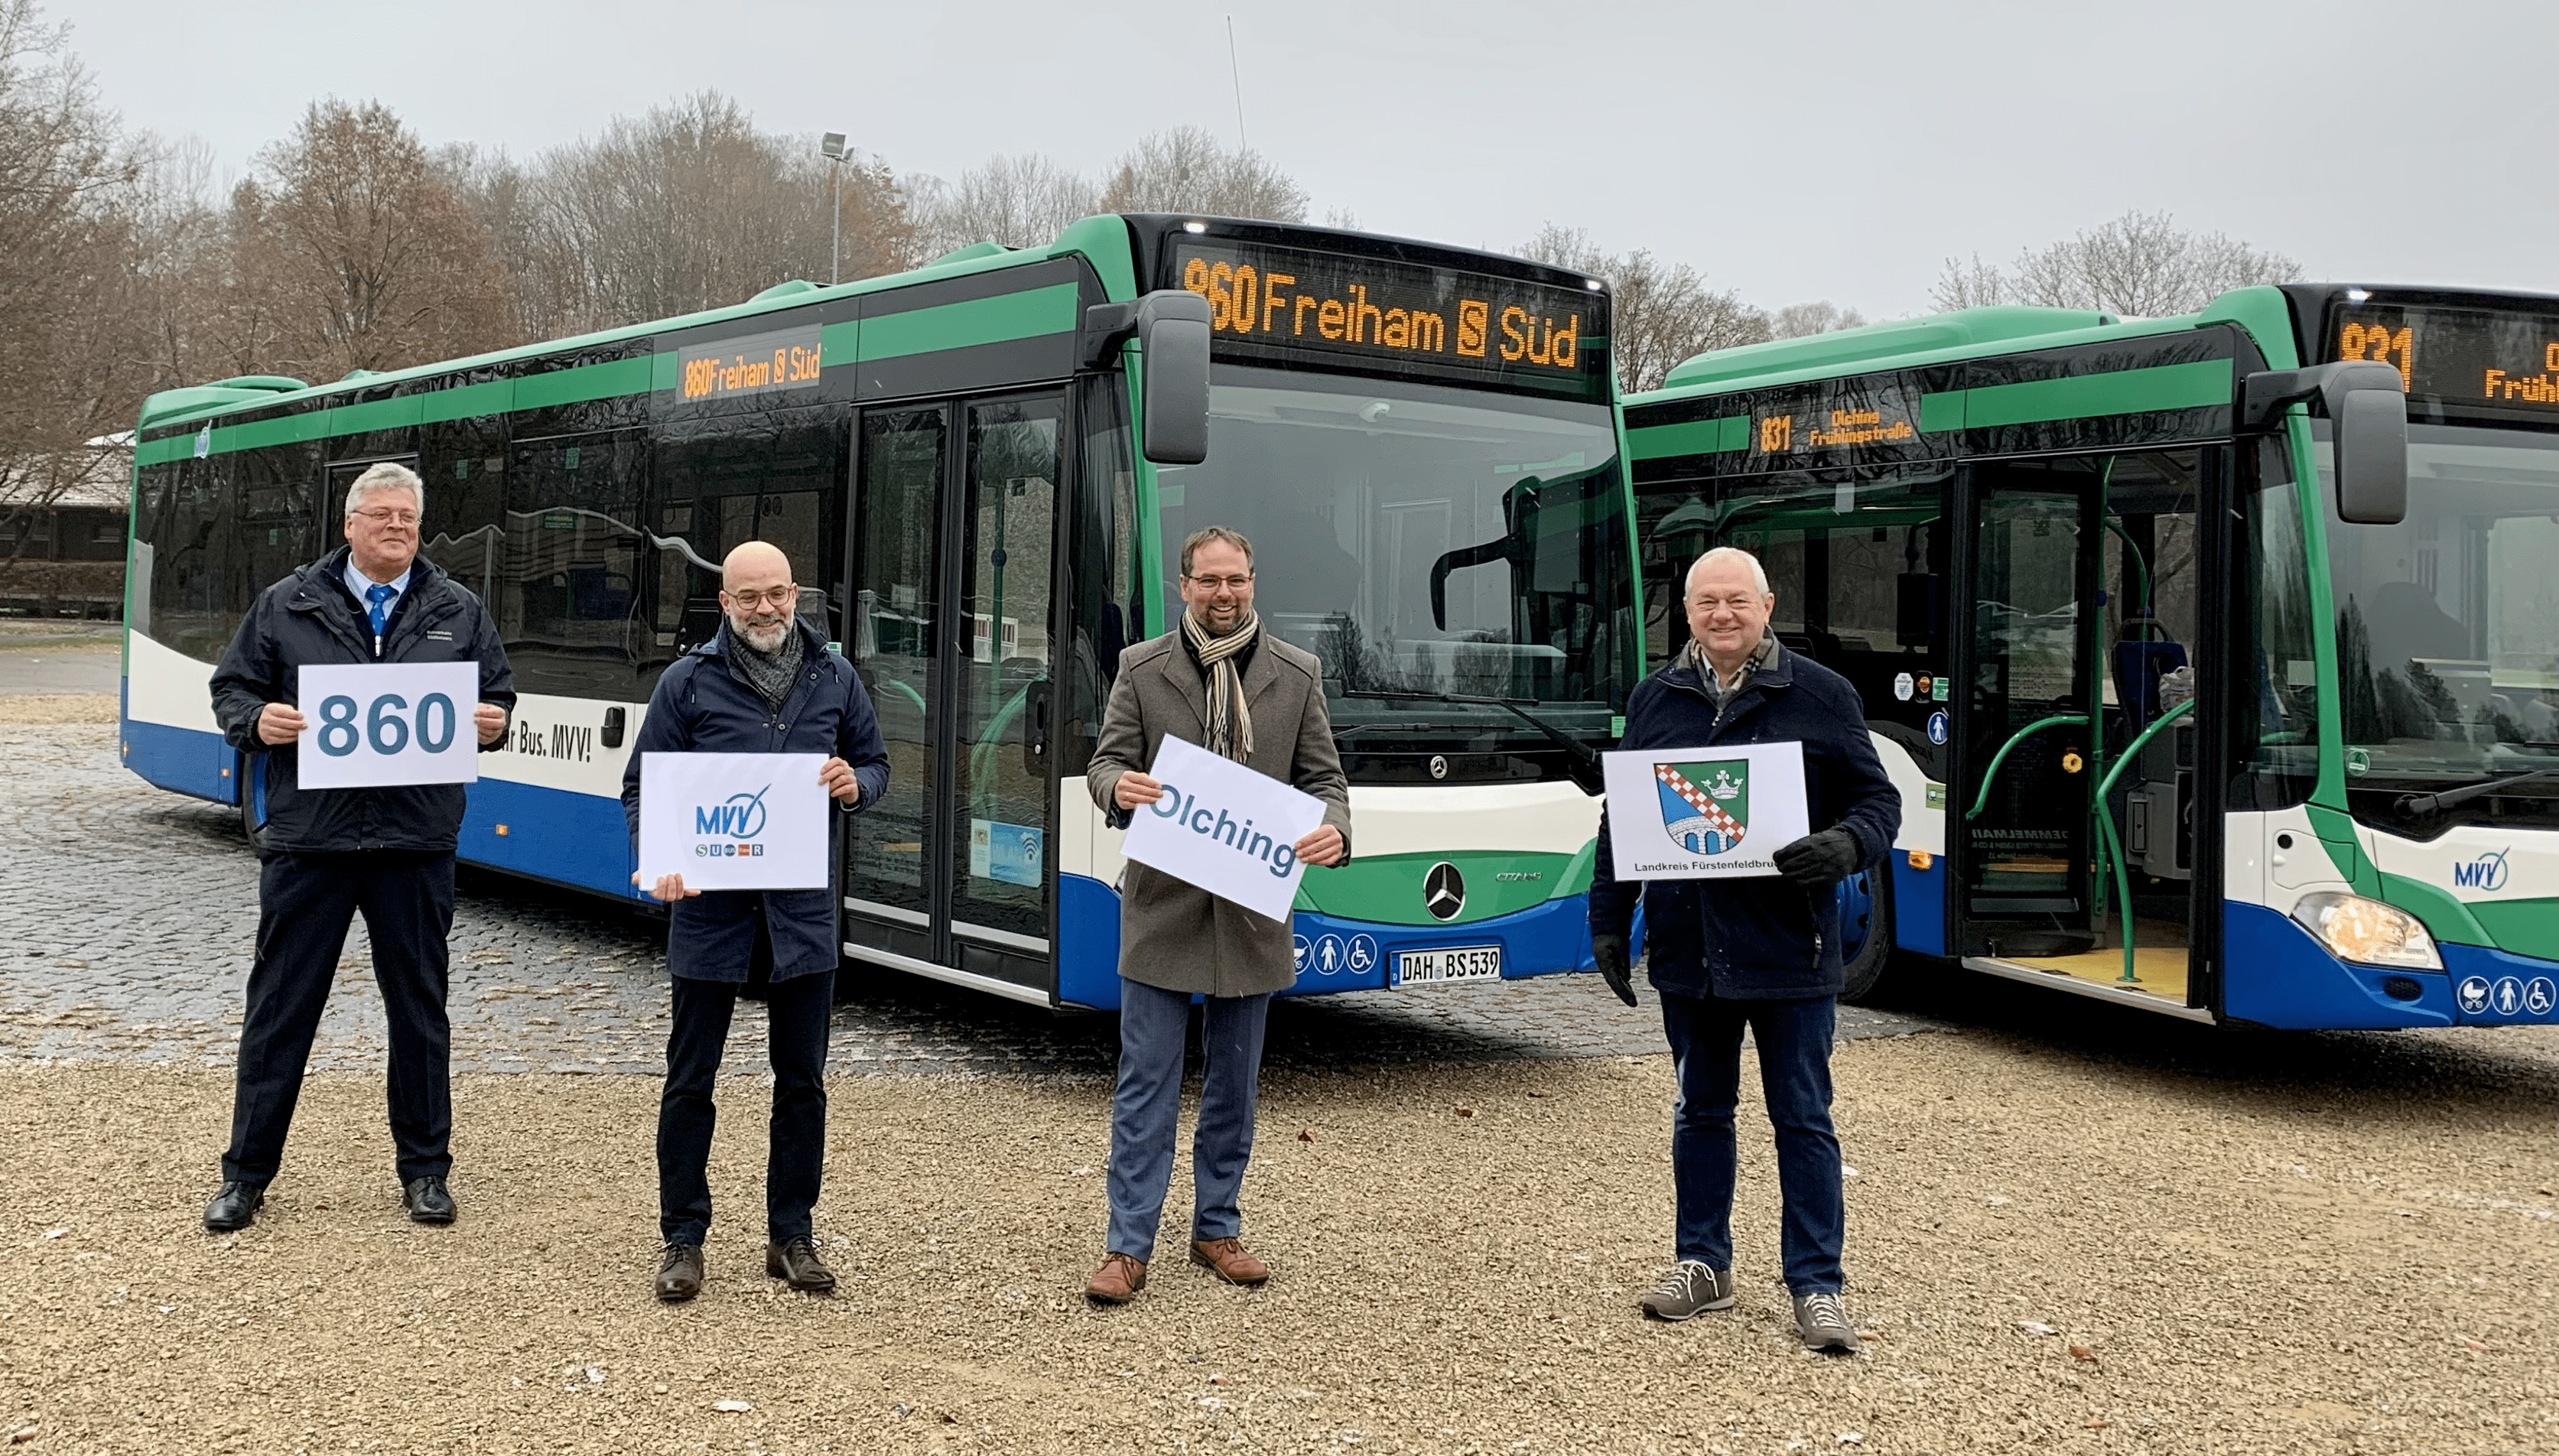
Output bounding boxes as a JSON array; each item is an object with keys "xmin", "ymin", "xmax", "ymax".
[
  {"xmin": 1135, "ymin": 290, "xmax": 1211, "ymax": 466},
  {"xmin": 2330, "ymin": 384, "xmax": 2408, "ymax": 525},
  {"xmin": 2239, "ymin": 360, "xmax": 2407, "ymax": 525}
]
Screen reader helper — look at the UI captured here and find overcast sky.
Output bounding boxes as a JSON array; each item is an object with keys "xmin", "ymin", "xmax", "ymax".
[{"xmin": 45, "ymin": 0, "xmax": 2557, "ymax": 319}]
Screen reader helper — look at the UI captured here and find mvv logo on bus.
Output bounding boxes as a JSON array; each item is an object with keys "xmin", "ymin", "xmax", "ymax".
[
  {"xmin": 2451, "ymin": 847, "xmax": 2512, "ymax": 892},
  {"xmin": 693, "ymin": 785, "xmax": 773, "ymax": 858}
]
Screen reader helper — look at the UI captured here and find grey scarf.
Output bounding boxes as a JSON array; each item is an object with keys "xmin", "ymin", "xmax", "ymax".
[
  {"xmin": 1181, "ymin": 607, "xmax": 1259, "ymax": 762},
  {"xmin": 728, "ymin": 623, "xmax": 806, "ymax": 711}
]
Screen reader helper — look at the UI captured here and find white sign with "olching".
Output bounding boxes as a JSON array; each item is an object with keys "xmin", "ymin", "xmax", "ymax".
[{"xmin": 1120, "ymin": 735, "xmax": 1325, "ymax": 921}]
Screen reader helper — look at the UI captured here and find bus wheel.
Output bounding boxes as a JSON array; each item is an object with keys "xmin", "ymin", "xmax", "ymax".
[
  {"xmin": 237, "ymin": 752, "xmax": 268, "ymax": 852},
  {"xmin": 1836, "ymin": 867, "xmax": 1894, "ymax": 1004}
]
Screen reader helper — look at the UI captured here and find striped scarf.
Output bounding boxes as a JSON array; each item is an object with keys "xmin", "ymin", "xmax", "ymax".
[{"xmin": 1182, "ymin": 607, "xmax": 1259, "ymax": 762}]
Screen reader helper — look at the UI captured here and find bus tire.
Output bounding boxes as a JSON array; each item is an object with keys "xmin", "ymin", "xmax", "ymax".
[
  {"xmin": 1836, "ymin": 866, "xmax": 1894, "ymax": 1004},
  {"xmin": 238, "ymin": 752, "xmax": 268, "ymax": 853}
]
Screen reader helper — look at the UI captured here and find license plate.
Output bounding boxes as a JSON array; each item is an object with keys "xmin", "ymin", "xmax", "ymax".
[{"xmin": 1396, "ymin": 944, "xmax": 1503, "ymax": 986}]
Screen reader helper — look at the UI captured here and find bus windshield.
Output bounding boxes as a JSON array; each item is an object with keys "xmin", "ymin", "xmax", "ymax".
[
  {"xmin": 1155, "ymin": 366, "xmax": 1632, "ymax": 762},
  {"xmin": 2326, "ymin": 423, "xmax": 2559, "ymax": 795}
]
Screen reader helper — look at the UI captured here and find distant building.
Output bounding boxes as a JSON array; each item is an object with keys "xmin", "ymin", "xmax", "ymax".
[{"xmin": 0, "ymin": 434, "xmax": 132, "ymax": 619}]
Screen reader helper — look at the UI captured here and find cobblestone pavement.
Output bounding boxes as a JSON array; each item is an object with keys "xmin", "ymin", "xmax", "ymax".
[{"xmin": 0, "ymin": 721, "xmax": 1933, "ymax": 1079}]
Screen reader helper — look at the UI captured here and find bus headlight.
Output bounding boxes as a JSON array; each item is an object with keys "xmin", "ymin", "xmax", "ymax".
[{"xmin": 2289, "ymin": 892, "xmax": 2442, "ymax": 970}]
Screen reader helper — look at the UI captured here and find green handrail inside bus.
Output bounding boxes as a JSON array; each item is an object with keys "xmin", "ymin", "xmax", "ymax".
[
  {"xmin": 2088, "ymin": 697, "xmax": 2196, "ymax": 985},
  {"xmin": 1963, "ymin": 714, "xmax": 2091, "ymax": 821}
]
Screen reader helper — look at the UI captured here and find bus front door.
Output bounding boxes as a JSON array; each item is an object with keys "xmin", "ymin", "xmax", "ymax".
[
  {"xmin": 1950, "ymin": 463, "xmax": 2101, "ymax": 960},
  {"xmin": 841, "ymin": 394, "xmax": 1066, "ymax": 1003}
]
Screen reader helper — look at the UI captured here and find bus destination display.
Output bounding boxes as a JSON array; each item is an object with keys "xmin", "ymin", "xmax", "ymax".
[
  {"xmin": 1750, "ymin": 380, "xmax": 1923, "ymax": 460},
  {"xmin": 2330, "ymin": 304, "xmax": 2559, "ymax": 419},
  {"xmin": 1172, "ymin": 242, "xmax": 1601, "ymax": 396},
  {"xmin": 675, "ymin": 324, "xmax": 825, "ymax": 403}
]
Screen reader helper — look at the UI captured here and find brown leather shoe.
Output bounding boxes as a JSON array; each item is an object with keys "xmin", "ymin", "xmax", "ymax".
[
  {"xmin": 1084, "ymin": 1251, "xmax": 1148, "ymax": 1305},
  {"xmin": 655, "ymin": 1243, "xmax": 704, "ymax": 1302},
  {"xmin": 766, "ymin": 1237, "xmax": 836, "ymax": 1294},
  {"xmin": 1189, "ymin": 1237, "xmax": 1270, "ymax": 1285}
]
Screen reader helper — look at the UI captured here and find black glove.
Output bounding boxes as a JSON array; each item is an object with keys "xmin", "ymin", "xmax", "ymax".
[
  {"xmin": 1771, "ymin": 827, "xmax": 1862, "ymax": 891},
  {"xmin": 1592, "ymin": 931, "xmax": 1637, "ymax": 1006}
]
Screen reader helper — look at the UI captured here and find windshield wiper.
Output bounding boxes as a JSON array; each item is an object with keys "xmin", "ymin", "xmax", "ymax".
[
  {"xmin": 1341, "ymin": 686, "xmax": 1605, "ymax": 795},
  {"xmin": 2395, "ymin": 767, "xmax": 2559, "ymax": 817}
]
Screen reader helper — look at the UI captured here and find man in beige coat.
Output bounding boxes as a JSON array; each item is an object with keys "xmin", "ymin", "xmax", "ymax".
[{"xmin": 1081, "ymin": 525, "xmax": 1351, "ymax": 1304}]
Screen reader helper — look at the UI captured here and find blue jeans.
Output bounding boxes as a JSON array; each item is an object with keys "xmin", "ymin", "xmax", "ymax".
[
  {"xmin": 1106, "ymin": 979, "xmax": 1271, "ymax": 1263},
  {"xmin": 1659, "ymin": 990, "xmax": 1844, "ymax": 1294}
]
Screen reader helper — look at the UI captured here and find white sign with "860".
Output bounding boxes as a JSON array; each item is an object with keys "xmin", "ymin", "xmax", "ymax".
[{"xmin": 296, "ymin": 662, "xmax": 482, "ymax": 789}]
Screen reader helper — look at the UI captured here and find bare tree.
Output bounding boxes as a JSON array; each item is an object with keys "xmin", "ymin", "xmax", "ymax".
[
  {"xmin": 1769, "ymin": 300, "xmax": 1867, "ymax": 339},
  {"xmin": 1515, "ymin": 224, "xmax": 1772, "ymax": 392},
  {"xmin": 1096, "ymin": 125, "xmax": 1307, "ymax": 221},
  {"xmin": 1931, "ymin": 210, "xmax": 2297, "ymax": 317},
  {"xmin": 523, "ymin": 92, "xmax": 909, "ymax": 334},
  {"xmin": 908, "ymin": 152, "xmax": 1097, "ymax": 259},
  {"xmin": 0, "ymin": 0, "xmax": 158, "ymax": 600},
  {"xmin": 236, "ymin": 99, "xmax": 517, "ymax": 379}
]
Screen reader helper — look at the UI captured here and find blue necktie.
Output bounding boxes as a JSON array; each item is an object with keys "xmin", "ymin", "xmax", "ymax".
[{"xmin": 366, "ymin": 583, "xmax": 396, "ymax": 645}]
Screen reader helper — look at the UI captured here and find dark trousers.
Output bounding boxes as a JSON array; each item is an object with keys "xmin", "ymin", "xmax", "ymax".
[
  {"xmin": 1106, "ymin": 978, "xmax": 1271, "ymax": 1263},
  {"xmin": 1659, "ymin": 989, "xmax": 1845, "ymax": 1293},
  {"xmin": 223, "ymin": 850, "xmax": 457, "ymax": 1187},
  {"xmin": 656, "ymin": 915, "xmax": 833, "ymax": 1246}
]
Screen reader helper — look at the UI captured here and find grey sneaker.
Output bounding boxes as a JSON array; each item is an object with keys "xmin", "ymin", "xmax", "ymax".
[
  {"xmin": 1793, "ymin": 1291, "xmax": 1857, "ymax": 1353},
  {"xmin": 1638, "ymin": 1260, "xmax": 1735, "ymax": 1321}
]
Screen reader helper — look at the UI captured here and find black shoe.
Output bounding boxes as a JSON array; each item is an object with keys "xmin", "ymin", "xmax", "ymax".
[
  {"xmin": 766, "ymin": 1236, "xmax": 837, "ymax": 1293},
  {"xmin": 203, "ymin": 1181, "xmax": 264, "ymax": 1233},
  {"xmin": 402, "ymin": 1176, "xmax": 456, "ymax": 1225},
  {"xmin": 656, "ymin": 1243, "xmax": 704, "ymax": 1302}
]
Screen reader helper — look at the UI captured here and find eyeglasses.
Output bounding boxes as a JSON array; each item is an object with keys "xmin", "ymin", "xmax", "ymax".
[
  {"xmin": 351, "ymin": 508, "xmax": 420, "ymax": 527},
  {"xmin": 1185, "ymin": 574, "xmax": 1254, "ymax": 592},
  {"xmin": 723, "ymin": 585, "xmax": 798, "ymax": 609}
]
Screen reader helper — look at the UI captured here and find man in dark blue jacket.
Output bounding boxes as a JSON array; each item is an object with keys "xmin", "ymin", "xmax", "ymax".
[
  {"xmin": 202, "ymin": 462, "xmax": 515, "ymax": 1233},
  {"xmin": 1589, "ymin": 546, "xmax": 1901, "ymax": 1354},
  {"xmin": 619, "ymin": 541, "xmax": 889, "ymax": 1303}
]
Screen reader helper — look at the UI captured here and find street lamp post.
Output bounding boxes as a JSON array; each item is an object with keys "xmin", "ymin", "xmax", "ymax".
[{"xmin": 820, "ymin": 132, "xmax": 848, "ymax": 285}]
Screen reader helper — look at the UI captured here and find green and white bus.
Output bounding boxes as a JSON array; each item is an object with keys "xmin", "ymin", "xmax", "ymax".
[
  {"xmin": 121, "ymin": 216, "xmax": 1638, "ymax": 1010},
  {"xmin": 1624, "ymin": 285, "xmax": 2559, "ymax": 1029}
]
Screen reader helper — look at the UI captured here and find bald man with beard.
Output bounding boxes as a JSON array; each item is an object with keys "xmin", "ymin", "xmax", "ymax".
[{"xmin": 620, "ymin": 541, "xmax": 889, "ymax": 1302}]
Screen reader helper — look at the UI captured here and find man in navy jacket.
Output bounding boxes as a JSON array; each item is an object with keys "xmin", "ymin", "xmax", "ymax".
[
  {"xmin": 1589, "ymin": 546, "xmax": 1900, "ymax": 1354},
  {"xmin": 619, "ymin": 541, "xmax": 889, "ymax": 1302},
  {"xmin": 202, "ymin": 461, "xmax": 515, "ymax": 1233}
]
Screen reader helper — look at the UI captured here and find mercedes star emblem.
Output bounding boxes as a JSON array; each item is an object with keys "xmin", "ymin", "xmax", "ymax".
[
  {"xmin": 1429, "ymin": 754, "xmax": 1449, "ymax": 779},
  {"xmin": 1423, "ymin": 861, "xmax": 1465, "ymax": 921}
]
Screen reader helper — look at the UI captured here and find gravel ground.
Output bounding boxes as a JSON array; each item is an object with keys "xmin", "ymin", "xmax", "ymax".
[
  {"xmin": 8, "ymin": 1015, "xmax": 2557, "ymax": 1455},
  {"xmin": 0, "ymin": 693, "xmax": 115, "ymax": 724}
]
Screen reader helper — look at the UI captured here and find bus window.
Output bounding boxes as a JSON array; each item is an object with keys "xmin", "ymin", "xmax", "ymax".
[
  {"xmin": 654, "ymin": 413, "xmax": 844, "ymax": 674},
  {"xmin": 419, "ymin": 424, "xmax": 506, "ymax": 614},
  {"xmin": 506, "ymin": 431, "xmax": 647, "ymax": 701},
  {"xmin": 142, "ymin": 456, "xmax": 232, "ymax": 661},
  {"xmin": 1709, "ymin": 471, "xmax": 1952, "ymax": 769},
  {"xmin": 1065, "ymin": 374, "xmax": 1136, "ymax": 774},
  {"xmin": 2239, "ymin": 437, "xmax": 2320, "ymax": 808}
]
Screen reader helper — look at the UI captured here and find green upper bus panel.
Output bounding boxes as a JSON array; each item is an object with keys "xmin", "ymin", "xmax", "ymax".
[
  {"xmin": 132, "ymin": 216, "xmax": 1146, "ymax": 440},
  {"xmin": 1660, "ymin": 307, "xmax": 2118, "ymax": 391}
]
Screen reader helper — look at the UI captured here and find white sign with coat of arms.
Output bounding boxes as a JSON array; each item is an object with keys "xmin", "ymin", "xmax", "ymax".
[{"xmin": 1601, "ymin": 741, "xmax": 1810, "ymax": 880}]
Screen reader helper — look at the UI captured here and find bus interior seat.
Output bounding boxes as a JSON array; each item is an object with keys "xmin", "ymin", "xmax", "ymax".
[{"xmin": 2114, "ymin": 640, "xmax": 2187, "ymax": 724}]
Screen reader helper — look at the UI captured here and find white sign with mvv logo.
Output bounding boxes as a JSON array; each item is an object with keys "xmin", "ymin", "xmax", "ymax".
[{"xmin": 637, "ymin": 752, "xmax": 830, "ymax": 891}]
